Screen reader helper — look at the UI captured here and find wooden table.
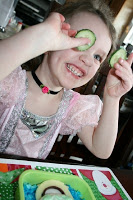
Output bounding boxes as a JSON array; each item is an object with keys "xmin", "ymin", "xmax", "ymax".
[
  {"xmin": 112, "ymin": 168, "xmax": 133, "ymax": 198},
  {"xmin": 0, "ymin": 153, "xmax": 133, "ymax": 198}
]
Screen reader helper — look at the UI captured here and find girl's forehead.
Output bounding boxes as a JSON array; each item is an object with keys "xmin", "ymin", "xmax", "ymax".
[
  {"xmin": 69, "ymin": 12, "xmax": 104, "ymax": 30},
  {"xmin": 69, "ymin": 11, "xmax": 112, "ymax": 55}
]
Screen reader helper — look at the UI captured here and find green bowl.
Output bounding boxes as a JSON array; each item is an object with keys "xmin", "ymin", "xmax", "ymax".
[{"xmin": 18, "ymin": 169, "xmax": 96, "ymax": 200}]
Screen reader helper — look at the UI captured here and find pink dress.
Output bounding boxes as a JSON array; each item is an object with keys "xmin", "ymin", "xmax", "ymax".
[{"xmin": 0, "ymin": 67, "xmax": 103, "ymax": 159}]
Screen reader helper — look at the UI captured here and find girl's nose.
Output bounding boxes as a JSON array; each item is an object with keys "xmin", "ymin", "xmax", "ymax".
[{"xmin": 79, "ymin": 54, "xmax": 92, "ymax": 67}]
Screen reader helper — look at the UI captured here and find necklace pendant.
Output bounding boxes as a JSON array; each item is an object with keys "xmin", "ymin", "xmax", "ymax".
[
  {"xmin": 40, "ymin": 85, "xmax": 50, "ymax": 94},
  {"xmin": 31, "ymin": 71, "xmax": 61, "ymax": 95}
]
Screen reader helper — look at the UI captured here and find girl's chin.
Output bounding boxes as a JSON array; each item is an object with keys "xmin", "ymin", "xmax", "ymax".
[
  {"xmin": 59, "ymin": 76, "xmax": 88, "ymax": 90},
  {"xmin": 61, "ymin": 84, "xmax": 84, "ymax": 90}
]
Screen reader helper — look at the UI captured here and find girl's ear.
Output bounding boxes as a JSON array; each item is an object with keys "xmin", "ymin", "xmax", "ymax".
[{"xmin": 45, "ymin": 51, "xmax": 49, "ymax": 55}]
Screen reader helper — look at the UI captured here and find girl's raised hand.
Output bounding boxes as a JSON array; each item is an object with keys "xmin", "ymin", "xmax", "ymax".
[
  {"xmin": 41, "ymin": 12, "xmax": 90, "ymax": 51},
  {"xmin": 105, "ymin": 53, "xmax": 133, "ymax": 99}
]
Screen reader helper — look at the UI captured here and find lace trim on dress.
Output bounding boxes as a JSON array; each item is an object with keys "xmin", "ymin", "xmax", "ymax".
[
  {"xmin": 38, "ymin": 89, "xmax": 74, "ymax": 159},
  {"xmin": 0, "ymin": 85, "xmax": 26, "ymax": 152},
  {"xmin": 0, "ymin": 66, "xmax": 26, "ymax": 108}
]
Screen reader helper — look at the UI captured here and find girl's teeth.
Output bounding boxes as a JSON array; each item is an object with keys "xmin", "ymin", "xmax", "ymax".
[{"xmin": 67, "ymin": 64, "xmax": 83, "ymax": 77}]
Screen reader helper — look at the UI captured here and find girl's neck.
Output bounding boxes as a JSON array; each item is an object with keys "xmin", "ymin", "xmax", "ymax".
[
  {"xmin": 26, "ymin": 70, "xmax": 64, "ymax": 116},
  {"xmin": 35, "ymin": 61, "xmax": 62, "ymax": 92}
]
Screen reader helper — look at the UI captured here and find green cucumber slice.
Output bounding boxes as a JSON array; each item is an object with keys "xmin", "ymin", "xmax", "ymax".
[
  {"xmin": 75, "ymin": 29, "xmax": 96, "ymax": 51},
  {"xmin": 109, "ymin": 48, "xmax": 127, "ymax": 67}
]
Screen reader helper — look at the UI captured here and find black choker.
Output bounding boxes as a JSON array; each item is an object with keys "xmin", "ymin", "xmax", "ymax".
[{"xmin": 31, "ymin": 71, "xmax": 61, "ymax": 95}]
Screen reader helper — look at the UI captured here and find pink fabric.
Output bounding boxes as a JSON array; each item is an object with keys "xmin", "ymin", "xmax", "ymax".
[
  {"xmin": 0, "ymin": 66, "xmax": 26, "ymax": 109},
  {"xmin": 0, "ymin": 66, "xmax": 103, "ymax": 159},
  {"xmin": 5, "ymin": 118, "xmax": 55, "ymax": 158},
  {"xmin": 60, "ymin": 95, "xmax": 102, "ymax": 132}
]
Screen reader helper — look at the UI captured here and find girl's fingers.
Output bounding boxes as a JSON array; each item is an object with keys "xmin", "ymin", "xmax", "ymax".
[
  {"xmin": 114, "ymin": 64, "xmax": 133, "ymax": 89},
  {"xmin": 113, "ymin": 52, "xmax": 133, "ymax": 71},
  {"xmin": 115, "ymin": 62, "xmax": 131, "ymax": 76},
  {"xmin": 62, "ymin": 22, "xmax": 70, "ymax": 30},
  {"xmin": 115, "ymin": 63, "xmax": 132, "ymax": 79},
  {"xmin": 115, "ymin": 67, "xmax": 131, "ymax": 82},
  {"xmin": 70, "ymin": 37, "xmax": 91, "ymax": 49},
  {"xmin": 114, "ymin": 56, "xmax": 133, "ymax": 75},
  {"xmin": 62, "ymin": 29, "xmax": 68, "ymax": 35},
  {"xmin": 115, "ymin": 72, "xmax": 132, "ymax": 89},
  {"xmin": 127, "ymin": 52, "xmax": 133, "ymax": 66},
  {"xmin": 59, "ymin": 13, "xmax": 65, "ymax": 22},
  {"xmin": 118, "ymin": 58, "xmax": 132, "ymax": 70},
  {"xmin": 68, "ymin": 29, "xmax": 77, "ymax": 37}
]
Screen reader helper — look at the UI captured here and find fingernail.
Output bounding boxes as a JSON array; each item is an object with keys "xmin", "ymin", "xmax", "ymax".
[{"xmin": 120, "ymin": 59, "xmax": 124, "ymax": 63}]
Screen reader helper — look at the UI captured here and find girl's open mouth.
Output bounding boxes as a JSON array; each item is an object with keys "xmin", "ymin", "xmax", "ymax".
[{"xmin": 66, "ymin": 63, "xmax": 84, "ymax": 78}]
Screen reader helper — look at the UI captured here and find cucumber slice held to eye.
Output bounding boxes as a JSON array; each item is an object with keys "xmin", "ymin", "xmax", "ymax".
[
  {"xmin": 75, "ymin": 29, "xmax": 96, "ymax": 51},
  {"xmin": 109, "ymin": 48, "xmax": 127, "ymax": 68}
]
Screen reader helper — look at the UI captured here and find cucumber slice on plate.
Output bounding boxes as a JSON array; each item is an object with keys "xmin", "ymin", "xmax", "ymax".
[
  {"xmin": 75, "ymin": 29, "xmax": 96, "ymax": 51},
  {"xmin": 109, "ymin": 48, "xmax": 127, "ymax": 67}
]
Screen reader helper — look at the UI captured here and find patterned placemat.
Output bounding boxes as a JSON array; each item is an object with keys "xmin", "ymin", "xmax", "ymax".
[{"xmin": 0, "ymin": 158, "xmax": 131, "ymax": 200}]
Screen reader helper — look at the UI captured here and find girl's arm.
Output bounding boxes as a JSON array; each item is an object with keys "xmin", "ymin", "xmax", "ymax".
[
  {"xmin": 78, "ymin": 53, "xmax": 133, "ymax": 159},
  {"xmin": 0, "ymin": 12, "xmax": 89, "ymax": 81},
  {"xmin": 77, "ymin": 96, "xmax": 119, "ymax": 159}
]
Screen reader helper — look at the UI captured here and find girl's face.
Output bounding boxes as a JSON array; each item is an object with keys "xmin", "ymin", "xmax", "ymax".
[{"xmin": 46, "ymin": 12, "xmax": 112, "ymax": 89}]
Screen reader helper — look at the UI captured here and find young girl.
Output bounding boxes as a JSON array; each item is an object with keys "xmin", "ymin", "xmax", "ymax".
[{"xmin": 0, "ymin": 0, "xmax": 133, "ymax": 160}]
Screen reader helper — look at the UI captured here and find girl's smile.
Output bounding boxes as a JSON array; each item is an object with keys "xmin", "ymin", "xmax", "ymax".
[{"xmin": 66, "ymin": 63, "xmax": 85, "ymax": 78}]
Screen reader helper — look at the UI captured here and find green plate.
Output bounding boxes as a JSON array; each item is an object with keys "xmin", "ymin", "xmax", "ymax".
[{"xmin": 18, "ymin": 169, "xmax": 96, "ymax": 200}]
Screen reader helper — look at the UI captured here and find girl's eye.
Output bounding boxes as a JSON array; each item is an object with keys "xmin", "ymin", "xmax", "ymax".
[{"xmin": 94, "ymin": 54, "xmax": 102, "ymax": 62}]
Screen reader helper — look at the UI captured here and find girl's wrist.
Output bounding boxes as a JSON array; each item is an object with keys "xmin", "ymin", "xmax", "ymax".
[
  {"xmin": 103, "ymin": 85, "xmax": 121, "ymax": 101},
  {"xmin": 103, "ymin": 91, "xmax": 120, "ymax": 106},
  {"xmin": 103, "ymin": 86, "xmax": 120, "ymax": 103}
]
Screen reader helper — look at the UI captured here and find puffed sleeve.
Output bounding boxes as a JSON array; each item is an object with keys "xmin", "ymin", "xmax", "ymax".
[
  {"xmin": 60, "ymin": 94, "xmax": 103, "ymax": 135},
  {"xmin": 0, "ymin": 66, "xmax": 26, "ymax": 108}
]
